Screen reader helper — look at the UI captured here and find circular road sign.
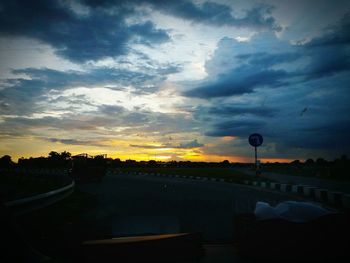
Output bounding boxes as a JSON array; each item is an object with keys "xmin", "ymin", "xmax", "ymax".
[{"xmin": 249, "ymin": 133, "xmax": 263, "ymax": 147}]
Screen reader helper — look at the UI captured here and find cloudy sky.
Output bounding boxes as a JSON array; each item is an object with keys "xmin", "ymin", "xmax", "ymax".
[{"xmin": 1, "ymin": 0, "xmax": 350, "ymax": 162}]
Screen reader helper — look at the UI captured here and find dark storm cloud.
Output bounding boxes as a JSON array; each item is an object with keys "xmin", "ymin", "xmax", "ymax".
[
  {"xmin": 178, "ymin": 139, "xmax": 204, "ymax": 148},
  {"xmin": 130, "ymin": 139, "xmax": 203, "ymax": 149},
  {"xmin": 185, "ymin": 11, "xmax": 350, "ymax": 99},
  {"xmin": 271, "ymin": 121, "xmax": 350, "ymax": 153},
  {"xmin": 150, "ymin": 1, "xmax": 280, "ymax": 31},
  {"xmin": 205, "ymin": 119, "xmax": 265, "ymax": 137},
  {"xmin": 48, "ymin": 138, "xmax": 107, "ymax": 147},
  {"xmin": 207, "ymin": 105, "xmax": 276, "ymax": 117},
  {"xmin": 184, "ymin": 68, "xmax": 288, "ymax": 98},
  {"xmin": 0, "ymin": 0, "xmax": 170, "ymax": 62},
  {"xmin": 81, "ymin": 0, "xmax": 281, "ymax": 31},
  {"xmin": 98, "ymin": 105, "xmax": 126, "ymax": 115},
  {"xmin": 129, "ymin": 144, "xmax": 164, "ymax": 149},
  {"xmin": 304, "ymin": 12, "xmax": 350, "ymax": 48},
  {"xmin": 301, "ymin": 12, "xmax": 350, "ymax": 79},
  {"xmin": 235, "ymin": 52, "xmax": 301, "ymax": 68},
  {"xmin": 11, "ymin": 65, "xmax": 166, "ymax": 91}
]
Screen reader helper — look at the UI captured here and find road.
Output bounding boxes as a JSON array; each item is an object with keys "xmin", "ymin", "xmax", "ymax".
[{"xmin": 80, "ymin": 173, "xmax": 302, "ymax": 242}]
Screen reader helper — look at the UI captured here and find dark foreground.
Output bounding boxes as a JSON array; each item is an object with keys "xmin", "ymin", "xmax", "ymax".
[{"xmin": 2, "ymin": 173, "xmax": 349, "ymax": 262}]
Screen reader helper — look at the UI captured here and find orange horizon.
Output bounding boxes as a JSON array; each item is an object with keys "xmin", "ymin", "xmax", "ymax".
[{"xmin": 4, "ymin": 150, "xmax": 299, "ymax": 164}]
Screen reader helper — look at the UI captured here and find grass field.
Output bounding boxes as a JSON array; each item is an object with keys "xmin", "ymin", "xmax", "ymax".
[{"xmin": 261, "ymin": 165, "xmax": 350, "ymax": 181}]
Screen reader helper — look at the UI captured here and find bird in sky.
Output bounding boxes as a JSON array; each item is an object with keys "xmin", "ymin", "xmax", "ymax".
[{"xmin": 300, "ymin": 107, "xmax": 308, "ymax": 116}]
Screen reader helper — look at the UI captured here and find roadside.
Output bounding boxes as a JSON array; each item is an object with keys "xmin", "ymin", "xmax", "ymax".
[
  {"xmin": 236, "ymin": 167, "xmax": 350, "ymax": 194},
  {"xmin": 13, "ymin": 189, "xmax": 98, "ymax": 261},
  {"xmin": 0, "ymin": 168, "xmax": 71, "ymax": 202}
]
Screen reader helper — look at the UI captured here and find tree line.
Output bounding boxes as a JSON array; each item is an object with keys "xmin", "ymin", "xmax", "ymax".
[{"xmin": 0, "ymin": 152, "xmax": 348, "ymax": 181}]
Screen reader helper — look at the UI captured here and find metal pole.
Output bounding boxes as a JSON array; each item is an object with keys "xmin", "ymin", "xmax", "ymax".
[{"xmin": 255, "ymin": 146, "xmax": 257, "ymax": 176}]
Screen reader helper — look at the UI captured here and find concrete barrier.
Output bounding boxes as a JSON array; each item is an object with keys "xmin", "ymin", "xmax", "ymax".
[
  {"xmin": 314, "ymin": 189, "xmax": 328, "ymax": 202},
  {"xmin": 303, "ymin": 186, "xmax": 317, "ymax": 198},
  {"xmin": 260, "ymin": 182, "xmax": 267, "ymax": 188},
  {"xmin": 270, "ymin": 182, "xmax": 280, "ymax": 190},
  {"xmin": 343, "ymin": 194, "xmax": 350, "ymax": 209},
  {"xmin": 291, "ymin": 185, "xmax": 305, "ymax": 194},
  {"xmin": 327, "ymin": 191, "xmax": 343, "ymax": 207},
  {"xmin": 280, "ymin": 184, "xmax": 292, "ymax": 192}
]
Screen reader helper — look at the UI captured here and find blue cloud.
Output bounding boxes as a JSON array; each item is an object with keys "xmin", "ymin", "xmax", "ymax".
[
  {"xmin": 0, "ymin": 0, "xmax": 170, "ymax": 62},
  {"xmin": 130, "ymin": 139, "xmax": 203, "ymax": 149},
  {"xmin": 0, "ymin": 67, "xmax": 163, "ymax": 116},
  {"xmin": 206, "ymin": 105, "xmax": 276, "ymax": 117},
  {"xmin": 301, "ymin": 13, "xmax": 350, "ymax": 79},
  {"xmin": 205, "ymin": 119, "xmax": 266, "ymax": 137},
  {"xmin": 48, "ymin": 138, "xmax": 107, "ymax": 147},
  {"xmin": 184, "ymin": 12, "xmax": 350, "ymax": 99},
  {"xmin": 184, "ymin": 67, "xmax": 288, "ymax": 98},
  {"xmin": 81, "ymin": 0, "xmax": 281, "ymax": 31}
]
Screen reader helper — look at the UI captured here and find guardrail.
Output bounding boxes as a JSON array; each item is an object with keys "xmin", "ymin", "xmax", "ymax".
[{"xmin": 3, "ymin": 176, "xmax": 75, "ymax": 216}]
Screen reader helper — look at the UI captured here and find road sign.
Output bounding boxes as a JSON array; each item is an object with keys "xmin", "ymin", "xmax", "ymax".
[
  {"xmin": 249, "ymin": 133, "xmax": 263, "ymax": 147},
  {"xmin": 249, "ymin": 133, "xmax": 263, "ymax": 176}
]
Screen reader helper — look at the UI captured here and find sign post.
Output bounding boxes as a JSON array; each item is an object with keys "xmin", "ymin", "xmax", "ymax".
[{"xmin": 248, "ymin": 133, "xmax": 263, "ymax": 176}]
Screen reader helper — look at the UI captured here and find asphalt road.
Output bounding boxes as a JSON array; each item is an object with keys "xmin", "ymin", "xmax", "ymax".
[{"xmin": 80, "ymin": 173, "xmax": 301, "ymax": 242}]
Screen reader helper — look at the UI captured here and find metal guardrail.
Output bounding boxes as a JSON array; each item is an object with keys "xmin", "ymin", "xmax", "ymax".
[{"xmin": 4, "ymin": 180, "xmax": 75, "ymax": 216}]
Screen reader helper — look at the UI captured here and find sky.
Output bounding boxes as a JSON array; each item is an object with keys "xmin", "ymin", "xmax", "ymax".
[{"xmin": 0, "ymin": 0, "xmax": 350, "ymax": 162}]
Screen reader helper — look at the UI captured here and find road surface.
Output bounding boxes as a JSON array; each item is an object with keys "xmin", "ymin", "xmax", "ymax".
[{"xmin": 80, "ymin": 173, "xmax": 302, "ymax": 242}]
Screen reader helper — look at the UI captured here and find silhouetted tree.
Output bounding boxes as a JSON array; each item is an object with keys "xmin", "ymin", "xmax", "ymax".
[
  {"xmin": 0, "ymin": 155, "xmax": 14, "ymax": 168},
  {"xmin": 316, "ymin": 158, "xmax": 327, "ymax": 165},
  {"xmin": 305, "ymin": 158, "xmax": 314, "ymax": 165},
  {"xmin": 48, "ymin": 151, "xmax": 60, "ymax": 160},
  {"xmin": 148, "ymin": 160, "xmax": 157, "ymax": 166},
  {"xmin": 291, "ymin": 160, "xmax": 300, "ymax": 165},
  {"xmin": 60, "ymin": 151, "xmax": 71, "ymax": 160}
]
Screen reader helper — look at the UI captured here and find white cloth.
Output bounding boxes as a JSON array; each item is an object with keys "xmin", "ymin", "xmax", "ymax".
[{"xmin": 254, "ymin": 201, "xmax": 335, "ymax": 223}]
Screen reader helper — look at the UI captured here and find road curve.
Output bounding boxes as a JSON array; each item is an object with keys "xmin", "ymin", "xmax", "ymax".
[{"xmin": 80, "ymin": 173, "xmax": 302, "ymax": 242}]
